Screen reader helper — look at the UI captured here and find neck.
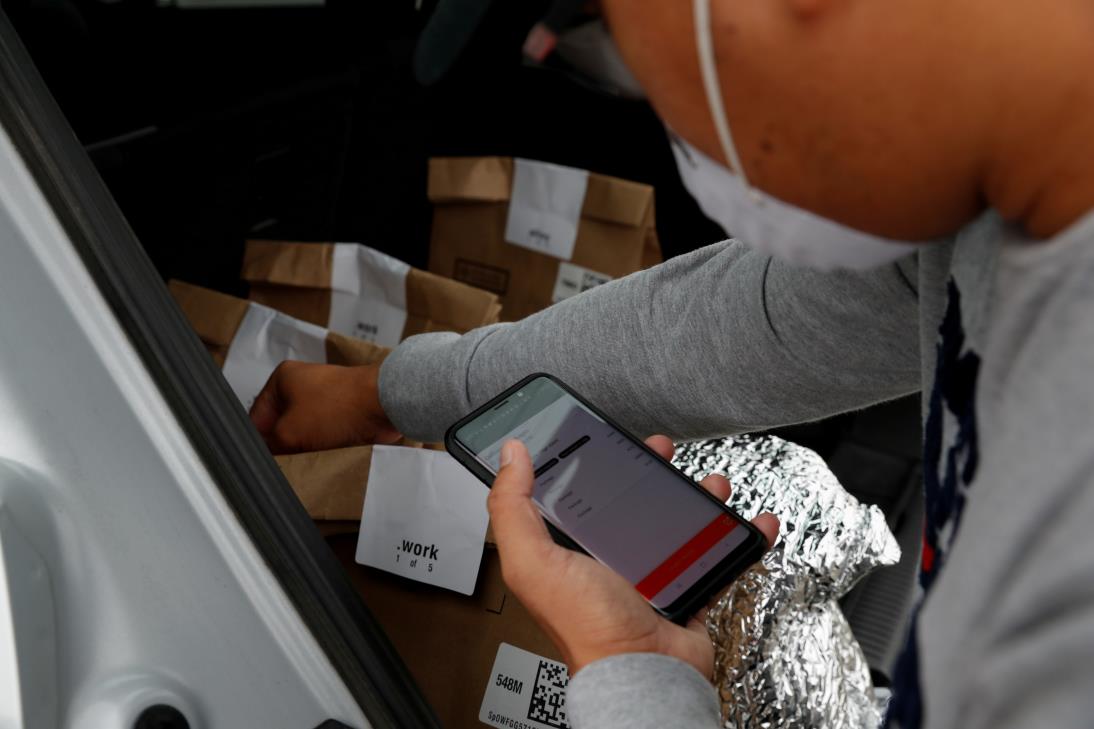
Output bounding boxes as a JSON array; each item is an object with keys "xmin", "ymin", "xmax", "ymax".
[{"xmin": 980, "ymin": 5, "xmax": 1094, "ymax": 239}]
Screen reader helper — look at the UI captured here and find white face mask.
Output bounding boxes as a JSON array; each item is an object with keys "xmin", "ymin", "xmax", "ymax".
[{"xmin": 674, "ymin": 0, "xmax": 917, "ymax": 271}]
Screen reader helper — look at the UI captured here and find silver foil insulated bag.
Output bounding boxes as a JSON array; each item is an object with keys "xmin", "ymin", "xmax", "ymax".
[{"xmin": 673, "ymin": 435, "xmax": 901, "ymax": 729}]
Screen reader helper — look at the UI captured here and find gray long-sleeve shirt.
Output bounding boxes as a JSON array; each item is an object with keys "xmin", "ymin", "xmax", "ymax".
[{"xmin": 379, "ymin": 208, "xmax": 1094, "ymax": 729}]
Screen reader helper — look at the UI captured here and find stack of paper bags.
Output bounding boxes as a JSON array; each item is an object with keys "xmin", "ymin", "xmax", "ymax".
[{"xmin": 428, "ymin": 156, "xmax": 662, "ymax": 321}]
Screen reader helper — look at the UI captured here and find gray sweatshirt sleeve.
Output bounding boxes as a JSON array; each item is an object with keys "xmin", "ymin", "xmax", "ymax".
[
  {"xmin": 380, "ymin": 241, "xmax": 921, "ymax": 442},
  {"xmin": 566, "ymin": 654, "xmax": 721, "ymax": 728}
]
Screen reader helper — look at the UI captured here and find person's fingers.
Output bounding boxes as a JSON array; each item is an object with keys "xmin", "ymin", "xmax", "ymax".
[
  {"xmin": 488, "ymin": 440, "xmax": 557, "ymax": 587},
  {"xmin": 683, "ymin": 515, "xmax": 780, "ymax": 633},
  {"xmin": 752, "ymin": 512, "xmax": 780, "ymax": 547},
  {"xmin": 644, "ymin": 434, "xmax": 675, "ymax": 461},
  {"xmin": 251, "ymin": 373, "xmax": 292, "ymax": 453},
  {"xmin": 644, "ymin": 436, "xmax": 732, "ymax": 503},
  {"xmin": 699, "ymin": 473, "xmax": 732, "ymax": 502},
  {"xmin": 678, "ymin": 513, "xmax": 781, "ymax": 642},
  {"xmin": 566, "ymin": 430, "xmax": 777, "ymax": 551},
  {"xmin": 249, "ymin": 368, "xmax": 284, "ymax": 438},
  {"xmin": 685, "ymin": 607, "xmax": 715, "ymax": 642},
  {"xmin": 255, "ymin": 364, "xmax": 310, "ymax": 454},
  {"xmin": 269, "ymin": 411, "xmax": 308, "ymax": 454}
]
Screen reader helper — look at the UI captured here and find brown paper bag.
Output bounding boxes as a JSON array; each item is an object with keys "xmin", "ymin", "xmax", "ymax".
[
  {"xmin": 428, "ymin": 156, "xmax": 662, "ymax": 321},
  {"xmin": 168, "ymin": 279, "xmax": 251, "ymax": 367},
  {"xmin": 168, "ymin": 280, "xmax": 389, "ymax": 368},
  {"xmin": 240, "ymin": 240, "xmax": 503, "ymax": 339},
  {"xmin": 275, "ymin": 445, "xmax": 374, "ymax": 523},
  {"xmin": 274, "ymin": 443, "xmax": 469, "ymax": 531}
]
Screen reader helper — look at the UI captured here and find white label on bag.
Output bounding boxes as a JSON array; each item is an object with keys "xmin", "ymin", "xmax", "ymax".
[
  {"xmin": 504, "ymin": 158, "xmax": 589, "ymax": 262},
  {"xmin": 551, "ymin": 262, "xmax": 613, "ymax": 304},
  {"xmin": 355, "ymin": 446, "xmax": 489, "ymax": 595},
  {"xmin": 327, "ymin": 242, "xmax": 411, "ymax": 347},
  {"xmin": 221, "ymin": 302, "xmax": 328, "ymax": 410},
  {"xmin": 480, "ymin": 643, "xmax": 570, "ymax": 729}
]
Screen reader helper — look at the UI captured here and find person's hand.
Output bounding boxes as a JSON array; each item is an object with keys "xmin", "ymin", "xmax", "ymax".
[
  {"xmin": 249, "ymin": 361, "xmax": 402, "ymax": 454},
  {"xmin": 488, "ymin": 436, "xmax": 779, "ymax": 678}
]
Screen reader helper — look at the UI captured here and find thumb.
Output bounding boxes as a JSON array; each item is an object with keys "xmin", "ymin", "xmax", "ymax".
[
  {"xmin": 493, "ymin": 439, "xmax": 535, "ymax": 498},
  {"xmin": 487, "ymin": 441, "xmax": 555, "ymax": 580}
]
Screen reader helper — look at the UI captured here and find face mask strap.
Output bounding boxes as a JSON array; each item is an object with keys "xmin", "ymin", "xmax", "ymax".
[{"xmin": 694, "ymin": 0, "xmax": 751, "ymax": 188}]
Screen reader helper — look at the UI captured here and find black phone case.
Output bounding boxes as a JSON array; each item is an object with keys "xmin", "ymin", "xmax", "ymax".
[{"xmin": 444, "ymin": 372, "xmax": 768, "ymax": 624}]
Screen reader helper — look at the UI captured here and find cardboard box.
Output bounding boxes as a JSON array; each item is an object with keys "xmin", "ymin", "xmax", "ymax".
[
  {"xmin": 328, "ymin": 535, "xmax": 563, "ymax": 729},
  {"xmin": 241, "ymin": 240, "xmax": 503, "ymax": 344},
  {"xmin": 276, "ymin": 444, "xmax": 559, "ymax": 728},
  {"xmin": 428, "ymin": 157, "xmax": 662, "ymax": 321}
]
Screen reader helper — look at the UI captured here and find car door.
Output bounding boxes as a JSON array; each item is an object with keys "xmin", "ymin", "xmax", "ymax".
[{"xmin": 0, "ymin": 11, "xmax": 438, "ymax": 729}]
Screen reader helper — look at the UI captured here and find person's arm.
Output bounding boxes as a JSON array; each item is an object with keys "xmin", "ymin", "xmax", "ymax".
[
  {"xmin": 381, "ymin": 241, "xmax": 921, "ymax": 442},
  {"xmin": 251, "ymin": 241, "xmax": 920, "ymax": 452},
  {"xmin": 566, "ymin": 654, "xmax": 721, "ymax": 728},
  {"xmin": 486, "ymin": 435, "xmax": 777, "ymax": 729}
]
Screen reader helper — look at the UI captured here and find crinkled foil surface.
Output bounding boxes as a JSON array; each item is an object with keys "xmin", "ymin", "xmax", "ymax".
[{"xmin": 672, "ymin": 435, "xmax": 900, "ymax": 729}]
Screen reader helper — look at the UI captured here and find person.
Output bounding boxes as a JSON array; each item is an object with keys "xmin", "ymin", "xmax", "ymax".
[{"xmin": 249, "ymin": 0, "xmax": 1094, "ymax": 726}]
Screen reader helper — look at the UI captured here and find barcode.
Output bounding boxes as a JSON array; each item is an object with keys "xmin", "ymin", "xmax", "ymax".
[{"xmin": 527, "ymin": 660, "xmax": 568, "ymax": 728}]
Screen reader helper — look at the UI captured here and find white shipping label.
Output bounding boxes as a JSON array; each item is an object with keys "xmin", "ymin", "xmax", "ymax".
[
  {"xmin": 355, "ymin": 446, "xmax": 489, "ymax": 595},
  {"xmin": 480, "ymin": 643, "xmax": 570, "ymax": 729},
  {"xmin": 504, "ymin": 158, "xmax": 589, "ymax": 261},
  {"xmin": 551, "ymin": 262, "xmax": 613, "ymax": 304},
  {"xmin": 327, "ymin": 242, "xmax": 411, "ymax": 347},
  {"xmin": 221, "ymin": 302, "xmax": 328, "ymax": 410}
]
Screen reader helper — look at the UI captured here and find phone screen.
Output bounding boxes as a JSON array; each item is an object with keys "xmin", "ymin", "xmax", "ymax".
[{"xmin": 452, "ymin": 376, "xmax": 752, "ymax": 610}]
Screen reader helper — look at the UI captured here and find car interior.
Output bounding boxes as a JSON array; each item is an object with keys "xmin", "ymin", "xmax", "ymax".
[{"xmin": 2, "ymin": 1, "xmax": 923, "ymax": 725}]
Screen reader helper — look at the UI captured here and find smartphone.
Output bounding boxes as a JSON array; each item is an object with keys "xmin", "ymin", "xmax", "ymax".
[{"xmin": 445, "ymin": 373, "xmax": 767, "ymax": 624}]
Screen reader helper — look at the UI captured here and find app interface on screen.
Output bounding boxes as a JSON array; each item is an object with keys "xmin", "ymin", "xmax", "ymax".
[{"xmin": 455, "ymin": 378, "xmax": 750, "ymax": 609}]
